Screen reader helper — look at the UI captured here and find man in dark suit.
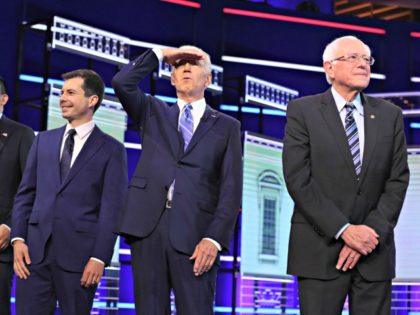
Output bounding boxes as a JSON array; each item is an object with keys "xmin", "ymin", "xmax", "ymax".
[
  {"xmin": 283, "ymin": 35, "xmax": 409, "ymax": 315},
  {"xmin": 112, "ymin": 46, "xmax": 242, "ymax": 315},
  {"xmin": 0, "ymin": 77, "xmax": 34, "ymax": 315},
  {"xmin": 11, "ymin": 69, "xmax": 128, "ymax": 315}
]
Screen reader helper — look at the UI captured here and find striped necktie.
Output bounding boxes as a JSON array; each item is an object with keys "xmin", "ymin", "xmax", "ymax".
[
  {"xmin": 179, "ymin": 104, "xmax": 193, "ymax": 151},
  {"xmin": 345, "ymin": 103, "xmax": 361, "ymax": 178}
]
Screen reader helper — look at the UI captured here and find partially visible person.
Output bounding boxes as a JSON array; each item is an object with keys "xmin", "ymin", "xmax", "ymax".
[
  {"xmin": 11, "ymin": 69, "xmax": 127, "ymax": 315},
  {"xmin": 0, "ymin": 76, "xmax": 34, "ymax": 315},
  {"xmin": 283, "ymin": 36, "xmax": 409, "ymax": 315}
]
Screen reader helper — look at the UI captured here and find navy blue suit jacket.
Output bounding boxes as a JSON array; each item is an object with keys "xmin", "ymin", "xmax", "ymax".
[
  {"xmin": 112, "ymin": 50, "xmax": 242, "ymax": 254},
  {"xmin": 11, "ymin": 125, "xmax": 128, "ymax": 272}
]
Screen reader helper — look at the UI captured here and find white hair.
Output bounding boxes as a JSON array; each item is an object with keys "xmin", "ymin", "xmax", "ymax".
[
  {"xmin": 178, "ymin": 45, "xmax": 212, "ymax": 76},
  {"xmin": 322, "ymin": 36, "xmax": 371, "ymax": 84}
]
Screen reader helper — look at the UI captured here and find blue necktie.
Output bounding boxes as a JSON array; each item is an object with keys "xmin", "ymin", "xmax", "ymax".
[
  {"xmin": 179, "ymin": 104, "xmax": 193, "ymax": 151},
  {"xmin": 345, "ymin": 103, "xmax": 361, "ymax": 178},
  {"xmin": 60, "ymin": 129, "xmax": 76, "ymax": 181},
  {"xmin": 166, "ymin": 104, "xmax": 194, "ymax": 207}
]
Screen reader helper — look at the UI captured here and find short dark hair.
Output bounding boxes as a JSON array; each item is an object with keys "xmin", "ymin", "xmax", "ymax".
[
  {"xmin": 0, "ymin": 76, "xmax": 8, "ymax": 95},
  {"xmin": 62, "ymin": 69, "xmax": 104, "ymax": 112}
]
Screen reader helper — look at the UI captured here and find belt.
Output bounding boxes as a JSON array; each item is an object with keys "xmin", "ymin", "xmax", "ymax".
[{"xmin": 165, "ymin": 199, "xmax": 172, "ymax": 209}]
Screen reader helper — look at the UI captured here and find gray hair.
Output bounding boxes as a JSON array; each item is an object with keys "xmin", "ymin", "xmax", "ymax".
[{"xmin": 322, "ymin": 36, "xmax": 371, "ymax": 84}]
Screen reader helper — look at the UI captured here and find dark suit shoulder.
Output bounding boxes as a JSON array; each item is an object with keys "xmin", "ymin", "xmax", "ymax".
[
  {"xmin": 288, "ymin": 92, "xmax": 325, "ymax": 108},
  {"xmin": 365, "ymin": 95, "xmax": 402, "ymax": 113},
  {"xmin": 213, "ymin": 109, "xmax": 240, "ymax": 126},
  {"xmin": 1, "ymin": 116, "xmax": 33, "ymax": 133},
  {"xmin": 96, "ymin": 127, "xmax": 125, "ymax": 151}
]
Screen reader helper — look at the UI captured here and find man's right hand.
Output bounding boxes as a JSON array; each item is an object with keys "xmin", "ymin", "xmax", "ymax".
[
  {"xmin": 341, "ymin": 224, "xmax": 379, "ymax": 255},
  {"xmin": 161, "ymin": 47, "xmax": 204, "ymax": 66},
  {"xmin": 13, "ymin": 240, "xmax": 31, "ymax": 279}
]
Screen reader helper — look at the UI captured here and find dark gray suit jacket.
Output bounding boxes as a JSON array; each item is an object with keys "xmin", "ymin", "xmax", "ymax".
[
  {"xmin": 283, "ymin": 89, "xmax": 409, "ymax": 281},
  {"xmin": 0, "ymin": 115, "xmax": 34, "ymax": 262}
]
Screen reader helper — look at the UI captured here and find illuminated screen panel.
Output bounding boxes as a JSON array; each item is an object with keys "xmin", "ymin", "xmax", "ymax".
[
  {"xmin": 395, "ymin": 148, "xmax": 420, "ymax": 281},
  {"xmin": 47, "ymin": 84, "xmax": 127, "ymax": 143},
  {"xmin": 241, "ymin": 131, "xmax": 293, "ymax": 279}
]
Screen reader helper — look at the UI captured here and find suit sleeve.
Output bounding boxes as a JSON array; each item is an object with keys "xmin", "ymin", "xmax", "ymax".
[
  {"xmin": 111, "ymin": 49, "xmax": 159, "ymax": 128},
  {"xmin": 91, "ymin": 143, "xmax": 128, "ymax": 265},
  {"xmin": 4, "ymin": 127, "xmax": 34, "ymax": 227},
  {"xmin": 203, "ymin": 120, "xmax": 242, "ymax": 251},
  {"xmin": 282, "ymin": 100, "xmax": 349, "ymax": 239},
  {"xmin": 363, "ymin": 109, "xmax": 409, "ymax": 244},
  {"xmin": 11, "ymin": 134, "xmax": 39, "ymax": 240}
]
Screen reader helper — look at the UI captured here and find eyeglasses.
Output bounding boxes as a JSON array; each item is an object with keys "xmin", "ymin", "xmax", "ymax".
[{"xmin": 330, "ymin": 53, "xmax": 375, "ymax": 66}]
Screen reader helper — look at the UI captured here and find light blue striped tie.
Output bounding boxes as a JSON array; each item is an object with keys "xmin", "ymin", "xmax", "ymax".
[
  {"xmin": 179, "ymin": 104, "xmax": 193, "ymax": 151},
  {"xmin": 345, "ymin": 103, "xmax": 361, "ymax": 178}
]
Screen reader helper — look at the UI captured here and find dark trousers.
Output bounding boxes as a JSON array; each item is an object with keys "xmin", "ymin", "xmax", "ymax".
[
  {"xmin": 130, "ymin": 208, "xmax": 219, "ymax": 315},
  {"xmin": 15, "ymin": 239, "xmax": 97, "ymax": 315},
  {"xmin": 0, "ymin": 261, "xmax": 13, "ymax": 315},
  {"xmin": 298, "ymin": 269, "xmax": 391, "ymax": 315}
]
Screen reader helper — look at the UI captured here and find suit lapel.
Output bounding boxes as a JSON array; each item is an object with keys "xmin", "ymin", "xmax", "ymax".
[
  {"xmin": 319, "ymin": 90, "xmax": 357, "ymax": 176},
  {"xmin": 165, "ymin": 103, "xmax": 183, "ymax": 157},
  {"xmin": 58, "ymin": 126, "xmax": 104, "ymax": 192},
  {"xmin": 184, "ymin": 105, "xmax": 219, "ymax": 155},
  {"xmin": 52, "ymin": 126, "xmax": 67, "ymax": 186},
  {"xmin": 358, "ymin": 93, "xmax": 378, "ymax": 185}
]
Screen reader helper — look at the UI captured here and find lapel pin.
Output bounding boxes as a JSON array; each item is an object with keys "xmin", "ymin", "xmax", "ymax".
[
  {"xmin": 1, "ymin": 133, "xmax": 7, "ymax": 137},
  {"xmin": 370, "ymin": 115, "xmax": 375, "ymax": 119}
]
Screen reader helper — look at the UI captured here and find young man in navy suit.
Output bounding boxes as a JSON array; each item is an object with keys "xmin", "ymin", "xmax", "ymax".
[
  {"xmin": 112, "ymin": 46, "xmax": 242, "ymax": 315},
  {"xmin": 0, "ymin": 77, "xmax": 34, "ymax": 315},
  {"xmin": 283, "ymin": 36, "xmax": 409, "ymax": 315},
  {"xmin": 11, "ymin": 69, "xmax": 128, "ymax": 315}
]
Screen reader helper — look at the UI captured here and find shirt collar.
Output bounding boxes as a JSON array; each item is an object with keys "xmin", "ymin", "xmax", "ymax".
[
  {"xmin": 64, "ymin": 120, "xmax": 95, "ymax": 139},
  {"xmin": 177, "ymin": 98, "xmax": 206, "ymax": 112},
  {"xmin": 331, "ymin": 86, "xmax": 364, "ymax": 116}
]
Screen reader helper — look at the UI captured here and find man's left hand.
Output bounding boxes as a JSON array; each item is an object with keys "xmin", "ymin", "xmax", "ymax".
[
  {"xmin": 80, "ymin": 259, "xmax": 104, "ymax": 287},
  {"xmin": 190, "ymin": 239, "xmax": 218, "ymax": 276},
  {"xmin": 336, "ymin": 244, "xmax": 361, "ymax": 272},
  {"xmin": 0, "ymin": 225, "xmax": 11, "ymax": 250}
]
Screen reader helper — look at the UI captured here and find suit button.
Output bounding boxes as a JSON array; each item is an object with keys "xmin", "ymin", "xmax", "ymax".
[{"xmin": 357, "ymin": 190, "xmax": 362, "ymax": 195}]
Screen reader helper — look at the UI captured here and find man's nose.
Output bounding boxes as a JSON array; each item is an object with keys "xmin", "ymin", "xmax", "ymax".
[{"xmin": 183, "ymin": 62, "xmax": 192, "ymax": 70}]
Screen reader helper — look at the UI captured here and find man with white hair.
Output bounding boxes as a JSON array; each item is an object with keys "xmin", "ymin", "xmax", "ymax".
[
  {"xmin": 112, "ymin": 46, "xmax": 242, "ymax": 314},
  {"xmin": 283, "ymin": 35, "xmax": 409, "ymax": 314}
]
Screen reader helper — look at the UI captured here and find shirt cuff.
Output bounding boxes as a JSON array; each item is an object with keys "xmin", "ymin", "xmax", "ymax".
[
  {"xmin": 203, "ymin": 238, "xmax": 222, "ymax": 251},
  {"xmin": 11, "ymin": 237, "xmax": 25, "ymax": 245},
  {"xmin": 1, "ymin": 224, "xmax": 11, "ymax": 231},
  {"xmin": 152, "ymin": 47, "xmax": 164, "ymax": 62},
  {"xmin": 90, "ymin": 257, "xmax": 105, "ymax": 265},
  {"xmin": 335, "ymin": 223, "xmax": 350, "ymax": 239}
]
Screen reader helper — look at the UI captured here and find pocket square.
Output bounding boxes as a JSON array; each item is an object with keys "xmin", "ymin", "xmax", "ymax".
[{"xmin": 1, "ymin": 133, "xmax": 7, "ymax": 137}]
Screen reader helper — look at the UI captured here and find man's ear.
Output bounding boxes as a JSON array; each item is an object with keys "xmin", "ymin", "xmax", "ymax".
[
  {"xmin": 0, "ymin": 94, "xmax": 9, "ymax": 107},
  {"xmin": 323, "ymin": 61, "xmax": 335, "ymax": 81},
  {"xmin": 88, "ymin": 95, "xmax": 99, "ymax": 109},
  {"xmin": 204, "ymin": 74, "xmax": 212, "ymax": 88},
  {"xmin": 170, "ymin": 73, "xmax": 175, "ymax": 86}
]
